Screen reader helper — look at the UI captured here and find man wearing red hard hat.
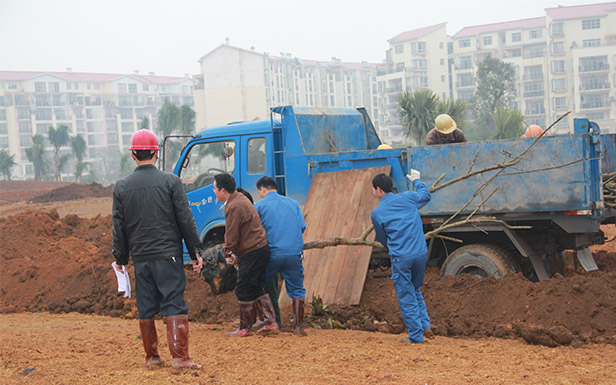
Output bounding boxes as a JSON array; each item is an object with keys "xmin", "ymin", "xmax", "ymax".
[{"xmin": 112, "ymin": 129, "xmax": 204, "ymax": 370}]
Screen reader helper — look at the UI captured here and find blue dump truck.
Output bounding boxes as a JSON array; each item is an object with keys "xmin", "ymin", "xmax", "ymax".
[{"xmin": 170, "ymin": 106, "xmax": 616, "ymax": 282}]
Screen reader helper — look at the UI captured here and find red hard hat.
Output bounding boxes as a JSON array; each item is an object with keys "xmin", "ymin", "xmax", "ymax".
[{"xmin": 129, "ymin": 129, "xmax": 160, "ymax": 151}]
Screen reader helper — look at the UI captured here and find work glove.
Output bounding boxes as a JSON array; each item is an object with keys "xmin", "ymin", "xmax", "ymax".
[{"xmin": 406, "ymin": 169, "xmax": 421, "ymax": 182}]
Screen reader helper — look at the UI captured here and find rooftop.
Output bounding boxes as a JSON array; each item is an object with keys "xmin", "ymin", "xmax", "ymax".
[
  {"xmin": 453, "ymin": 17, "xmax": 545, "ymax": 39},
  {"xmin": 0, "ymin": 70, "xmax": 191, "ymax": 84},
  {"xmin": 388, "ymin": 23, "xmax": 447, "ymax": 44}
]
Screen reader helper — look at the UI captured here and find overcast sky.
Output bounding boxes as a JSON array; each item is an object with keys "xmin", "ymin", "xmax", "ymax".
[{"xmin": 0, "ymin": 0, "xmax": 607, "ymax": 77}]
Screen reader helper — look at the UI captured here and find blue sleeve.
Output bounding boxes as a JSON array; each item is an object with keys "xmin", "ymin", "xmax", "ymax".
[
  {"xmin": 407, "ymin": 180, "xmax": 431, "ymax": 209},
  {"xmin": 371, "ymin": 212, "xmax": 387, "ymax": 250}
]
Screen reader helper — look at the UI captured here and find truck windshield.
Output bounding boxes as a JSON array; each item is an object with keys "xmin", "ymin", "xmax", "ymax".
[{"xmin": 179, "ymin": 140, "xmax": 236, "ymax": 193}]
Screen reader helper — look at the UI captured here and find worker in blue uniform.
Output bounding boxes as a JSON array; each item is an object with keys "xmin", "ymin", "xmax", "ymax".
[
  {"xmin": 255, "ymin": 176, "xmax": 308, "ymax": 335},
  {"xmin": 371, "ymin": 171, "xmax": 432, "ymax": 343}
]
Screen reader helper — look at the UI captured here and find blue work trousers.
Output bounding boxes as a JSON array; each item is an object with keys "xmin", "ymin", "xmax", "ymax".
[
  {"xmin": 264, "ymin": 254, "xmax": 306, "ymax": 299},
  {"xmin": 391, "ymin": 253, "xmax": 430, "ymax": 343}
]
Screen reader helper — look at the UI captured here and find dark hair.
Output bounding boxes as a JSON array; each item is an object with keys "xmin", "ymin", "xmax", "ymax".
[
  {"xmin": 236, "ymin": 187, "xmax": 254, "ymax": 204},
  {"xmin": 132, "ymin": 150, "xmax": 156, "ymax": 161},
  {"xmin": 214, "ymin": 173, "xmax": 236, "ymax": 193},
  {"xmin": 372, "ymin": 173, "xmax": 393, "ymax": 193},
  {"xmin": 256, "ymin": 176, "xmax": 277, "ymax": 191}
]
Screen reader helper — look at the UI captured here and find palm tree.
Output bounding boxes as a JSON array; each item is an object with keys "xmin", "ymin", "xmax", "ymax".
[
  {"xmin": 0, "ymin": 149, "xmax": 16, "ymax": 180},
  {"xmin": 178, "ymin": 105, "xmax": 196, "ymax": 136},
  {"xmin": 48, "ymin": 124, "xmax": 70, "ymax": 181},
  {"xmin": 25, "ymin": 134, "xmax": 48, "ymax": 181},
  {"xmin": 157, "ymin": 100, "xmax": 179, "ymax": 138},
  {"xmin": 492, "ymin": 107, "xmax": 525, "ymax": 140},
  {"xmin": 398, "ymin": 89, "xmax": 439, "ymax": 145},
  {"xmin": 71, "ymin": 135, "xmax": 87, "ymax": 182}
]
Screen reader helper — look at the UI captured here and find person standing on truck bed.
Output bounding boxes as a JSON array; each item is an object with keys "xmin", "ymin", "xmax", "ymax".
[
  {"xmin": 254, "ymin": 176, "xmax": 308, "ymax": 336},
  {"xmin": 371, "ymin": 171, "xmax": 432, "ymax": 343},
  {"xmin": 425, "ymin": 114, "xmax": 466, "ymax": 145},
  {"xmin": 213, "ymin": 173, "xmax": 279, "ymax": 337},
  {"xmin": 112, "ymin": 128, "xmax": 204, "ymax": 369}
]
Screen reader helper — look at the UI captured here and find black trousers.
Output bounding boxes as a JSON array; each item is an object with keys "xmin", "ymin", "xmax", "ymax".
[
  {"xmin": 235, "ymin": 245, "xmax": 270, "ymax": 301},
  {"xmin": 134, "ymin": 256, "xmax": 188, "ymax": 319}
]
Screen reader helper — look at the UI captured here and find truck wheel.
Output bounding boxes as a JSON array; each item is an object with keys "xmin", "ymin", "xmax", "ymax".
[
  {"xmin": 441, "ymin": 244, "xmax": 517, "ymax": 278},
  {"xmin": 543, "ymin": 251, "xmax": 566, "ymax": 277}
]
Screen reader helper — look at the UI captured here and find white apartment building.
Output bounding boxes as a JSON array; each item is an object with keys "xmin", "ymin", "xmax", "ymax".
[
  {"xmin": 451, "ymin": 2, "xmax": 616, "ymax": 134},
  {"xmin": 194, "ymin": 42, "xmax": 379, "ymax": 130},
  {"xmin": 376, "ymin": 23, "xmax": 450, "ymax": 145},
  {"xmin": 0, "ymin": 70, "xmax": 194, "ymax": 181}
]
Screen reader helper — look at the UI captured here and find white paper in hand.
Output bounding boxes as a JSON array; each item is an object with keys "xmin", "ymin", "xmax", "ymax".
[{"xmin": 111, "ymin": 262, "xmax": 131, "ymax": 298}]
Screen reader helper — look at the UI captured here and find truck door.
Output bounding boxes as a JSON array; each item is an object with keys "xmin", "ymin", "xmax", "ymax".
[
  {"xmin": 176, "ymin": 138, "xmax": 238, "ymax": 240},
  {"xmin": 239, "ymin": 134, "xmax": 273, "ymax": 200}
]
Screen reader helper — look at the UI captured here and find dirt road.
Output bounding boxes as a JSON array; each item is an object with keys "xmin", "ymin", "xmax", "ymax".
[{"xmin": 2, "ymin": 312, "xmax": 616, "ymax": 385}]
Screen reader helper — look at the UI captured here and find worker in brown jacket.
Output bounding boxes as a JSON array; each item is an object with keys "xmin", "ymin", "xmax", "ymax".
[
  {"xmin": 213, "ymin": 173, "xmax": 279, "ymax": 337},
  {"xmin": 425, "ymin": 114, "xmax": 466, "ymax": 145}
]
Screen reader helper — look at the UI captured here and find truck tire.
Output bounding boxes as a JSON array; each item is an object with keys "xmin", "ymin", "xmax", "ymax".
[
  {"xmin": 543, "ymin": 251, "xmax": 566, "ymax": 277},
  {"xmin": 441, "ymin": 244, "xmax": 517, "ymax": 278}
]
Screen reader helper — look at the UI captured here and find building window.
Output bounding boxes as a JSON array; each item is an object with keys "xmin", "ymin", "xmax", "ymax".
[
  {"xmin": 553, "ymin": 97, "xmax": 567, "ymax": 110},
  {"xmin": 18, "ymin": 122, "xmax": 31, "ymax": 134},
  {"xmin": 8, "ymin": 83, "xmax": 17, "ymax": 90},
  {"xmin": 459, "ymin": 39, "xmax": 471, "ymax": 48},
  {"xmin": 410, "ymin": 41, "xmax": 426, "ymax": 54},
  {"xmin": 0, "ymin": 136, "xmax": 8, "ymax": 148},
  {"xmin": 551, "ymin": 60, "xmax": 565, "ymax": 74},
  {"xmin": 582, "ymin": 19, "xmax": 600, "ymax": 30},
  {"xmin": 440, "ymin": 58, "xmax": 445, "ymax": 65},
  {"xmin": 0, "ymin": 109, "xmax": 5, "ymax": 120},
  {"xmin": 504, "ymin": 48, "xmax": 522, "ymax": 58},
  {"xmin": 118, "ymin": 83, "xmax": 127, "ymax": 93},
  {"xmin": 48, "ymin": 82, "xmax": 60, "ymax": 93},
  {"xmin": 34, "ymin": 82, "xmax": 46, "ymax": 92},
  {"xmin": 412, "ymin": 76, "xmax": 428, "ymax": 88},
  {"xmin": 552, "ymin": 78, "xmax": 566, "ymax": 92},
  {"xmin": 128, "ymin": 84, "xmax": 138, "ymax": 94},
  {"xmin": 441, "ymin": 75, "xmax": 446, "ymax": 82},
  {"xmin": 411, "ymin": 59, "xmax": 427, "ymax": 71},
  {"xmin": 0, "ymin": 123, "xmax": 7, "ymax": 134},
  {"xmin": 523, "ymin": 81, "xmax": 544, "ymax": 98},
  {"xmin": 583, "ymin": 39, "xmax": 601, "ymax": 48},
  {"xmin": 551, "ymin": 23, "xmax": 564, "ymax": 37},
  {"xmin": 395, "ymin": 62, "xmax": 405, "ymax": 72},
  {"xmin": 457, "ymin": 73, "xmax": 474, "ymax": 87},
  {"xmin": 551, "ymin": 41, "xmax": 565, "ymax": 55},
  {"xmin": 439, "ymin": 42, "xmax": 444, "ymax": 49},
  {"xmin": 19, "ymin": 135, "xmax": 32, "ymax": 147},
  {"xmin": 526, "ymin": 46, "xmax": 544, "ymax": 58},
  {"xmin": 395, "ymin": 44, "xmax": 404, "ymax": 54},
  {"xmin": 459, "ymin": 56, "xmax": 472, "ymax": 69},
  {"xmin": 483, "ymin": 36, "xmax": 492, "ymax": 46},
  {"xmin": 529, "ymin": 30, "xmax": 542, "ymax": 39}
]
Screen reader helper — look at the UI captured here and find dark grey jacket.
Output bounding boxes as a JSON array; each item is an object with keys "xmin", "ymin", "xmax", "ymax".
[{"xmin": 112, "ymin": 164, "xmax": 202, "ymax": 265}]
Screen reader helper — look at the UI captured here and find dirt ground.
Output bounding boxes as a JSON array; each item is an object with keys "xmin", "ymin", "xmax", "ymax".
[{"xmin": 1, "ymin": 181, "xmax": 616, "ymax": 384}]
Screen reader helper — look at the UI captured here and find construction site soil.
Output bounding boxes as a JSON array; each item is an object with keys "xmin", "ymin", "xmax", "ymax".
[{"xmin": 1, "ymin": 180, "xmax": 616, "ymax": 384}]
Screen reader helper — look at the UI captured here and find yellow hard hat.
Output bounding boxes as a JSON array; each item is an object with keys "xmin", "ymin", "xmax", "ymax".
[
  {"xmin": 435, "ymin": 114, "xmax": 457, "ymax": 135},
  {"xmin": 377, "ymin": 144, "xmax": 392, "ymax": 150}
]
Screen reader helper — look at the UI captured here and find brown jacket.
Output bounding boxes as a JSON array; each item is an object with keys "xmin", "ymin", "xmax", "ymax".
[
  {"xmin": 223, "ymin": 191, "xmax": 268, "ymax": 258},
  {"xmin": 425, "ymin": 128, "xmax": 467, "ymax": 145}
]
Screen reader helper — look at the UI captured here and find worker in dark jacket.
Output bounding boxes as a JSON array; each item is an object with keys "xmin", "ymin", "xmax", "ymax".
[
  {"xmin": 112, "ymin": 129, "xmax": 203, "ymax": 369},
  {"xmin": 371, "ymin": 171, "xmax": 431, "ymax": 343},
  {"xmin": 213, "ymin": 173, "xmax": 278, "ymax": 337},
  {"xmin": 425, "ymin": 114, "xmax": 466, "ymax": 145}
]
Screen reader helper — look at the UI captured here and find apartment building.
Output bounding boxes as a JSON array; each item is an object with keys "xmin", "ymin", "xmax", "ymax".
[
  {"xmin": 194, "ymin": 42, "xmax": 378, "ymax": 130},
  {"xmin": 450, "ymin": 2, "xmax": 616, "ymax": 133},
  {"xmin": 0, "ymin": 70, "xmax": 193, "ymax": 181},
  {"xmin": 376, "ymin": 23, "xmax": 450, "ymax": 145}
]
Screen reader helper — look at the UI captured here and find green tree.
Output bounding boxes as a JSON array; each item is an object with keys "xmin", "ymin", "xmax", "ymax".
[
  {"xmin": 398, "ymin": 89, "xmax": 440, "ymax": 145},
  {"xmin": 157, "ymin": 100, "xmax": 179, "ymax": 138},
  {"xmin": 491, "ymin": 107, "xmax": 525, "ymax": 140},
  {"xmin": 140, "ymin": 116, "xmax": 150, "ymax": 130},
  {"xmin": 25, "ymin": 134, "xmax": 49, "ymax": 181},
  {"xmin": 0, "ymin": 149, "xmax": 16, "ymax": 180},
  {"xmin": 178, "ymin": 104, "xmax": 196, "ymax": 135},
  {"xmin": 472, "ymin": 56, "xmax": 517, "ymax": 117},
  {"xmin": 71, "ymin": 135, "xmax": 87, "ymax": 182},
  {"xmin": 48, "ymin": 124, "xmax": 70, "ymax": 181}
]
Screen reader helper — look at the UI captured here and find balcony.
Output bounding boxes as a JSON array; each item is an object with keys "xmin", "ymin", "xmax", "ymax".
[
  {"xmin": 455, "ymin": 82, "xmax": 474, "ymax": 89},
  {"xmin": 523, "ymin": 91, "xmax": 545, "ymax": 98},
  {"xmin": 525, "ymin": 109, "xmax": 545, "ymax": 116},
  {"xmin": 386, "ymin": 86, "xmax": 403, "ymax": 94},
  {"xmin": 580, "ymin": 103, "xmax": 609, "ymax": 110},
  {"xmin": 579, "ymin": 82, "xmax": 610, "ymax": 92},
  {"xmin": 579, "ymin": 63, "xmax": 609, "ymax": 73}
]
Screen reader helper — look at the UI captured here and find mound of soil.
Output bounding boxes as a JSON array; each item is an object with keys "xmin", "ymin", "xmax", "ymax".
[
  {"xmin": 1, "ymin": 209, "xmax": 615, "ymax": 347},
  {"xmin": 0, "ymin": 180, "xmax": 73, "ymax": 205},
  {"xmin": 29, "ymin": 183, "xmax": 113, "ymax": 203}
]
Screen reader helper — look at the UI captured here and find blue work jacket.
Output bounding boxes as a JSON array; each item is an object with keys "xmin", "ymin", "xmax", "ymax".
[
  {"xmin": 255, "ymin": 192, "xmax": 306, "ymax": 257},
  {"xmin": 371, "ymin": 180, "xmax": 431, "ymax": 258}
]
